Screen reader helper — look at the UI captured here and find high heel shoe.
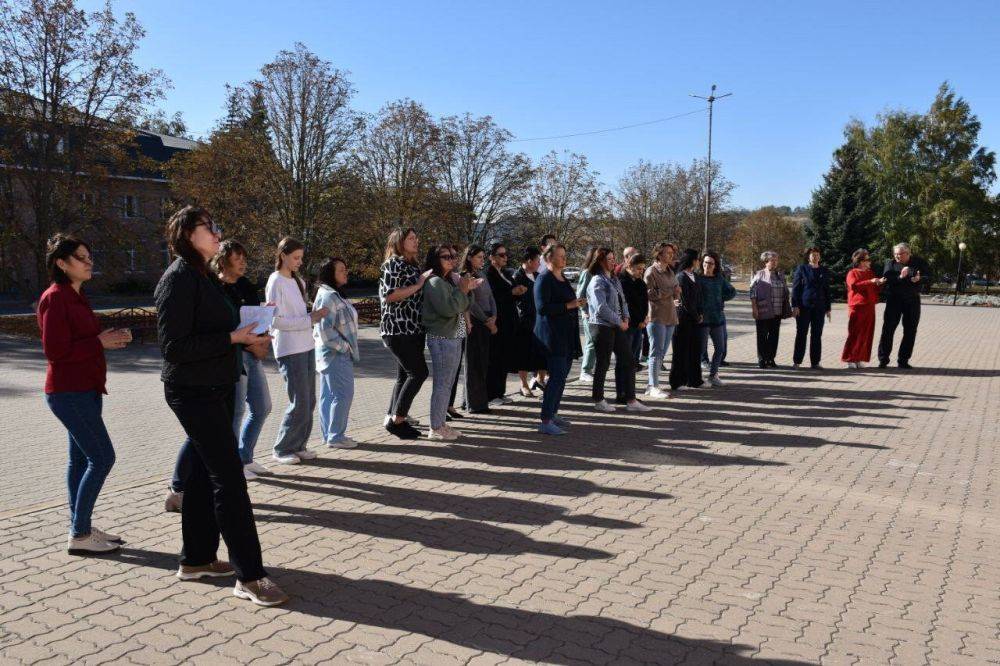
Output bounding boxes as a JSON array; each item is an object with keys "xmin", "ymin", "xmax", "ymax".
[{"xmin": 519, "ymin": 387, "xmax": 536, "ymax": 397}]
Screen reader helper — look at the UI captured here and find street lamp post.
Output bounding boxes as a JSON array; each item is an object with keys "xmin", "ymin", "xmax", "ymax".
[{"xmin": 952, "ymin": 241, "xmax": 967, "ymax": 306}]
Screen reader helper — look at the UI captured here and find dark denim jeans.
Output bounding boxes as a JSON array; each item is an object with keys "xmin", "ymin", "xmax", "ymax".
[
  {"xmin": 700, "ymin": 324, "xmax": 725, "ymax": 376},
  {"xmin": 540, "ymin": 354, "xmax": 571, "ymax": 422},
  {"xmin": 46, "ymin": 391, "xmax": 116, "ymax": 537}
]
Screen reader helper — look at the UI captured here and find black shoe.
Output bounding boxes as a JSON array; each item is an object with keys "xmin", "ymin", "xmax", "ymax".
[
  {"xmin": 446, "ymin": 409, "xmax": 464, "ymax": 421},
  {"xmin": 530, "ymin": 378, "xmax": 547, "ymax": 391},
  {"xmin": 758, "ymin": 360, "xmax": 767, "ymax": 369},
  {"xmin": 878, "ymin": 360, "xmax": 889, "ymax": 368},
  {"xmin": 811, "ymin": 364, "xmax": 822, "ymax": 370},
  {"xmin": 898, "ymin": 361, "xmax": 912, "ymax": 369},
  {"xmin": 385, "ymin": 421, "xmax": 420, "ymax": 439},
  {"xmin": 719, "ymin": 361, "xmax": 730, "ymax": 367},
  {"xmin": 468, "ymin": 407, "xmax": 492, "ymax": 415},
  {"xmin": 768, "ymin": 361, "xmax": 779, "ymax": 368}
]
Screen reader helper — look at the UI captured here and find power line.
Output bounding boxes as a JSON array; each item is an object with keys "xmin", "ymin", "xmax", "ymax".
[{"xmin": 510, "ymin": 107, "xmax": 708, "ymax": 142}]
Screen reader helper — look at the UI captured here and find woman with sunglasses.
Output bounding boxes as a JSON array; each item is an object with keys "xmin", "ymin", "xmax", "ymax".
[
  {"xmin": 422, "ymin": 245, "xmax": 479, "ymax": 440},
  {"xmin": 486, "ymin": 243, "xmax": 519, "ymax": 406},
  {"xmin": 38, "ymin": 234, "xmax": 131, "ymax": 555},
  {"xmin": 155, "ymin": 206, "xmax": 287, "ymax": 606}
]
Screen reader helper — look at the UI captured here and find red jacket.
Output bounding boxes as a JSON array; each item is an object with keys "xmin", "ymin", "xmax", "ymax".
[
  {"xmin": 846, "ymin": 268, "xmax": 880, "ymax": 308},
  {"xmin": 37, "ymin": 283, "xmax": 107, "ymax": 394}
]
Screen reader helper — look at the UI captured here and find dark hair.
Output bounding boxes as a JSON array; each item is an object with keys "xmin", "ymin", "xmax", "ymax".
[
  {"xmin": 46, "ymin": 234, "xmax": 92, "ymax": 285},
  {"xmin": 317, "ymin": 257, "xmax": 348, "ymax": 296},
  {"xmin": 627, "ymin": 252, "xmax": 646, "ymax": 268},
  {"xmin": 678, "ymin": 248, "xmax": 700, "ymax": 272},
  {"xmin": 543, "ymin": 243, "xmax": 565, "ymax": 262},
  {"xmin": 700, "ymin": 251, "xmax": 721, "ymax": 276},
  {"xmin": 587, "ymin": 247, "xmax": 614, "ymax": 276},
  {"xmin": 165, "ymin": 205, "xmax": 214, "ymax": 273},
  {"xmin": 385, "ymin": 227, "xmax": 419, "ymax": 264},
  {"xmin": 211, "ymin": 239, "xmax": 246, "ymax": 275},
  {"xmin": 275, "ymin": 237, "xmax": 307, "ymax": 300},
  {"xmin": 488, "ymin": 242, "xmax": 506, "ymax": 257},
  {"xmin": 851, "ymin": 248, "xmax": 870, "ymax": 267},
  {"xmin": 804, "ymin": 247, "xmax": 822, "ymax": 263},
  {"xmin": 424, "ymin": 245, "xmax": 456, "ymax": 278},
  {"xmin": 540, "ymin": 234, "xmax": 557, "ymax": 248},
  {"xmin": 521, "ymin": 246, "xmax": 541, "ymax": 263},
  {"xmin": 461, "ymin": 244, "xmax": 486, "ymax": 275}
]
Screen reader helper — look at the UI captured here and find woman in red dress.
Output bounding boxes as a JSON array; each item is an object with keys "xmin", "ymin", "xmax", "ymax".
[{"xmin": 842, "ymin": 249, "xmax": 886, "ymax": 368}]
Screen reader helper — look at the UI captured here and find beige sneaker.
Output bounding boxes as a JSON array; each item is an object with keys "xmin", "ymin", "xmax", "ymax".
[
  {"xmin": 164, "ymin": 487, "xmax": 183, "ymax": 513},
  {"xmin": 234, "ymin": 577, "xmax": 289, "ymax": 607},
  {"xmin": 67, "ymin": 533, "xmax": 120, "ymax": 555},
  {"xmin": 177, "ymin": 560, "xmax": 235, "ymax": 580},
  {"xmin": 92, "ymin": 527, "xmax": 123, "ymax": 544}
]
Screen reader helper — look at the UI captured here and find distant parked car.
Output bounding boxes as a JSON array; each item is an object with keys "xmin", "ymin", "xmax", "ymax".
[{"xmin": 563, "ymin": 266, "xmax": 582, "ymax": 282}]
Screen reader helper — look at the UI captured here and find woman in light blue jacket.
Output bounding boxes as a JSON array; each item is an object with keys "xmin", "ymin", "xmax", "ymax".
[
  {"xmin": 313, "ymin": 257, "xmax": 360, "ymax": 449},
  {"xmin": 585, "ymin": 248, "xmax": 651, "ymax": 414}
]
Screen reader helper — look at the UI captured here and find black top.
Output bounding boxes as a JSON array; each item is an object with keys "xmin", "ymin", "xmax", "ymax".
[
  {"xmin": 676, "ymin": 271, "xmax": 703, "ymax": 324},
  {"xmin": 533, "ymin": 270, "xmax": 582, "ymax": 359},
  {"xmin": 881, "ymin": 256, "xmax": 933, "ymax": 302},
  {"xmin": 487, "ymin": 265, "xmax": 518, "ymax": 334},
  {"xmin": 220, "ymin": 276, "xmax": 262, "ymax": 309},
  {"xmin": 619, "ymin": 271, "xmax": 649, "ymax": 329},
  {"xmin": 155, "ymin": 257, "xmax": 241, "ymax": 387},
  {"xmin": 511, "ymin": 268, "xmax": 537, "ymax": 333}
]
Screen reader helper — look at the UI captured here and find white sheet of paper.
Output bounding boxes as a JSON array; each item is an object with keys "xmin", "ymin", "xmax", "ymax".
[{"xmin": 239, "ymin": 305, "xmax": 276, "ymax": 335}]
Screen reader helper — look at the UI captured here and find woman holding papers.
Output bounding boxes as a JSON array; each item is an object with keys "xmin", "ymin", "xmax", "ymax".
[
  {"xmin": 266, "ymin": 237, "xmax": 328, "ymax": 464},
  {"xmin": 313, "ymin": 257, "xmax": 360, "ymax": 449},
  {"xmin": 213, "ymin": 240, "xmax": 273, "ymax": 481},
  {"xmin": 155, "ymin": 205, "xmax": 287, "ymax": 606}
]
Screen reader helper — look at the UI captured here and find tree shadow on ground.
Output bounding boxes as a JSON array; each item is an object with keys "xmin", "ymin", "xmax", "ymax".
[
  {"xmin": 252, "ymin": 502, "xmax": 613, "ymax": 559},
  {"xmin": 255, "ymin": 476, "xmax": 643, "ymax": 530},
  {"xmin": 109, "ymin": 548, "xmax": 815, "ymax": 665}
]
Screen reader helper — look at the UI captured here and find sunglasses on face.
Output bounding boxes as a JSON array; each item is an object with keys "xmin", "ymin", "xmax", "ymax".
[
  {"xmin": 197, "ymin": 221, "xmax": 222, "ymax": 236},
  {"xmin": 439, "ymin": 253, "xmax": 455, "ymax": 260}
]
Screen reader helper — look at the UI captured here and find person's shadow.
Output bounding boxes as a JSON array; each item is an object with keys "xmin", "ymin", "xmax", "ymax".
[{"xmin": 107, "ymin": 548, "xmax": 815, "ymax": 665}]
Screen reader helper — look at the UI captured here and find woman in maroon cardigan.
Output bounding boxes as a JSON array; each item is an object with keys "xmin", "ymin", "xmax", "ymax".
[{"xmin": 38, "ymin": 235, "xmax": 131, "ymax": 555}]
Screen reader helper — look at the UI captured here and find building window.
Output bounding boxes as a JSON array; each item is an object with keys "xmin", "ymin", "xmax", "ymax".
[{"xmin": 122, "ymin": 195, "xmax": 139, "ymax": 218}]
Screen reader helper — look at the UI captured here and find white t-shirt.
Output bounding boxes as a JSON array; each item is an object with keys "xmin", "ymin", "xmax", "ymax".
[{"xmin": 265, "ymin": 272, "xmax": 314, "ymax": 358}]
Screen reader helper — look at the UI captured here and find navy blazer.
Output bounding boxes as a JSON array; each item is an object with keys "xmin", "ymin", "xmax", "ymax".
[
  {"xmin": 791, "ymin": 264, "xmax": 832, "ymax": 311},
  {"xmin": 533, "ymin": 270, "xmax": 582, "ymax": 359}
]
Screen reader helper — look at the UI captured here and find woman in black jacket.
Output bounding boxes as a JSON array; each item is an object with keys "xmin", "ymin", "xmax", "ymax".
[
  {"xmin": 669, "ymin": 248, "xmax": 705, "ymax": 391},
  {"xmin": 511, "ymin": 246, "xmax": 547, "ymax": 396},
  {"xmin": 485, "ymin": 243, "xmax": 519, "ymax": 406},
  {"xmin": 155, "ymin": 205, "xmax": 287, "ymax": 607}
]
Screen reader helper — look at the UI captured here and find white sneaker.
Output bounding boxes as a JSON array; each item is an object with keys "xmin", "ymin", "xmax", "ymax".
[
  {"xmin": 91, "ymin": 527, "xmax": 123, "ymax": 543},
  {"xmin": 428, "ymin": 427, "xmax": 458, "ymax": 441},
  {"xmin": 296, "ymin": 450, "xmax": 318, "ymax": 460},
  {"xmin": 701, "ymin": 361, "xmax": 711, "ymax": 371},
  {"xmin": 327, "ymin": 438, "xmax": 358, "ymax": 449},
  {"xmin": 626, "ymin": 400, "xmax": 652, "ymax": 412},
  {"xmin": 243, "ymin": 466, "xmax": 258, "ymax": 481},
  {"xmin": 442, "ymin": 425, "xmax": 461, "ymax": 439},
  {"xmin": 272, "ymin": 453, "xmax": 300, "ymax": 465},
  {"xmin": 488, "ymin": 398, "xmax": 506, "ymax": 408},
  {"xmin": 244, "ymin": 461, "xmax": 270, "ymax": 475},
  {"xmin": 67, "ymin": 533, "xmax": 120, "ymax": 555},
  {"xmin": 857, "ymin": 362, "xmax": 867, "ymax": 368},
  {"xmin": 594, "ymin": 400, "xmax": 616, "ymax": 413},
  {"xmin": 577, "ymin": 372, "xmax": 594, "ymax": 384},
  {"xmin": 708, "ymin": 375, "xmax": 724, "ymax": 387},
  {"xmin": 645, "ymin": 387, "xmax": 670, "ymax": 400}
]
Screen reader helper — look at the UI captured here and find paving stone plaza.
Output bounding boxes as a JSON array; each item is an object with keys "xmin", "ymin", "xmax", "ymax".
[{"xmin": 1, "ymin": 299, "xmax": 997, "ymax": 665}]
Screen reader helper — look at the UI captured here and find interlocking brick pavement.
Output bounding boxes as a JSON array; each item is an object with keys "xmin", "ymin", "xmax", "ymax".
[{"xmin": 1, "ymin": 299, "xmax": 998, "ymax": 664}]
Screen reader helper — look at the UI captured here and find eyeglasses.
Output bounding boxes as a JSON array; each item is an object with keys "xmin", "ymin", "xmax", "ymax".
[
  {"xmin": 439, "ymin": 253, "xmax": 455, "ymax": 260},
  {"xmin": 71, "ymin": 253, "xmax": 94, "ymax": 265},
  {"xmin": 197, "ymin": 221, "xmax": 222, "ymax": 236}
]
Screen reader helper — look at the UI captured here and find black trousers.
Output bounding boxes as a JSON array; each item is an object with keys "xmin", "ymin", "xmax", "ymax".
[
  {"xmin": 486, "ymin": 330, "xmax": 511, "ymax": 400},
  {"xmin": 382, "ymin": 333, "xmax": 428, "ymax": 418},
  {"xmin": 793, "ymin": 306, "xmax": 826, "ymax": 366},
  {"xmin": 670, "ymin": 319, "xmax": 704, "ymax": 389},
  {"xmin": 878, "ymin": 297, "xmax": 921, "ymax": 364},
  {"xmin": 755, "ymin": 317, "xmax": 782, "ymax": 363},
  {"xmin": 465, "ymin": 322, "xmax": 491, "ymax": 411},
  {"xmin": 591, "ymin": 324, "xmax": 636, "ymax": 403},
  {"xmin": 163, "ymin": 382, "xmax": 266, "ymax": 583}
]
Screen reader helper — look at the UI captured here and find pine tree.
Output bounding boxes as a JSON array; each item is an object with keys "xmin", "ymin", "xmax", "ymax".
[{"xmin": 809, "ymin": 135, "xmax": 878, "ymax": 284}]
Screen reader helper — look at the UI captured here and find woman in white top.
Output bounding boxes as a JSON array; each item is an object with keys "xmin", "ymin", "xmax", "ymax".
[{"xmin": 266, "ymin": 237, "xmax": 328, "ymax": 464}]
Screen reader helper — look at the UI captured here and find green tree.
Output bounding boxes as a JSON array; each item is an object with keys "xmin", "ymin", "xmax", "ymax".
[{"xmin": 808, "ymin": 132, "xmax": 878, "ymax": 280}]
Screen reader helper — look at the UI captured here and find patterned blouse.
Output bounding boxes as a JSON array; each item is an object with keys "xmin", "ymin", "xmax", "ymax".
[{"xmin": 379, "ymin": 255, "xmax": 425, "ymax": 336}]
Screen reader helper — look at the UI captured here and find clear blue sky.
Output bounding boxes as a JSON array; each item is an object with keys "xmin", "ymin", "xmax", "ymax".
[{"xmin": 88, "ymin": 0, "xmax": 1000, "ymax": 209}]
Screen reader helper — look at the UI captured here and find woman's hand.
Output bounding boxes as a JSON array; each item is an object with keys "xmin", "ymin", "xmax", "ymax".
[
  {"xmin": 98, "ymin": 328, "xmax": 130, "ymax": 350},
  {"xmin": 418, "ymin": 269, "xmax": 434, "ymax": 286},
  {"xmin": 618, "ymin": 320, "xmax": 629, "ymax": 332},
  {"xmin": 231, "ymin": 324, "xmax": 271, "ymax": 346},
  {"xmin": 512, "ymin": 284, "xmax": 528, "ymax": 296},
  {"xmin": 792, "ymin": 307, "xmax": 801, "ymax": 317},
  {"xmin": 247, "ymin": 340, "xmax": 270, "ymax": 360},
  {"xmin": 310, "ymin": 307, "xmax": 330, "ymax": 323}
]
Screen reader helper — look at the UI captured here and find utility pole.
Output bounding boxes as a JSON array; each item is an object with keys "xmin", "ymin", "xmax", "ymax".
[{"xmin": 691, "ymin": 84, "xmax": 731, "ymax": 253}]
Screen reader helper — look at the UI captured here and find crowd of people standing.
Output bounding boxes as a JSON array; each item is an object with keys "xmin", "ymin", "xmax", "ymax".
[{"xmin": 36, "ymin": 203, "xmax": 934, "ymax": 606}]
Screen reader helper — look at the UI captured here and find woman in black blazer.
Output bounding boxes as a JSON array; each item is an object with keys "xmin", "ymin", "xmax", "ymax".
[
  {"xmin": 155, "ymin": 205, "xmax": 287, "ymax": 607},
  {"xmin": 669, "ymin": 248, "xmax": 705, "ymax": 391}
]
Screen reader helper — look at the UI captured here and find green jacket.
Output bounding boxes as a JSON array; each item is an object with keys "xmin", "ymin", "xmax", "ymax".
[
  {"xmin": 422, "ymin": 275, "xmax": 471, "ymax": 338},
  {"xmin": 696, "ymin": 274, "xmax": 736, "ymax": 326}
]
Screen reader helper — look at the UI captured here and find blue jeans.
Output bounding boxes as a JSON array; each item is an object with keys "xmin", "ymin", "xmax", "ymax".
[
  {"xmin": 541, "ymin": 354, "xmax": 571, "ymax": 422},
  {"xmin": 700, "ymin": 324, "xmax": 725, "ymax": 376},
  {"xmin": 427, "ymin": 337, "xmax": 463, "ymax": 429},
  {"xmin": 580, "ymin": 315, "xmax": 596, "ymax": 374},
  {"xmin": 233, "ymin": 351, "xmax": 272, "ymax": 463},
  {"xmin": 646, "ymin": 322, "xmax": 675, "ymax": 388},
  {"xmin": 46, "ymin": 391, "xmax": 116, "ymax": 537},
  {"xmin": 319, "ymin": 353, "xmax": 355, "ymax": 444},
  {"xmin": 274, "ymin": 349, "xmax": 316, "ymax": 456}
]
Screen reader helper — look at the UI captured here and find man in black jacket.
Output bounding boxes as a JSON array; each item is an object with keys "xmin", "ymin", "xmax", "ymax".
[{"xmin": 877, "ymin": 242, "xmax": 933, "ymax": 369}]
